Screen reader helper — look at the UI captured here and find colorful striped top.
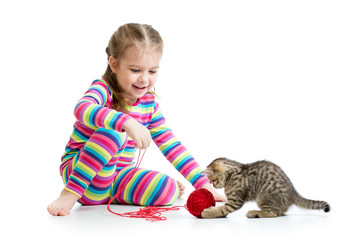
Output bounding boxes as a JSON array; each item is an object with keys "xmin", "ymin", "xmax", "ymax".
[{"xmin": 60, "ymin": 79, "xmax": 209, "ymax": 189}]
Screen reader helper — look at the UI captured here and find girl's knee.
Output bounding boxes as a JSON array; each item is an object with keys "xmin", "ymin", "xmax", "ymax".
[
  {"xmin": 147, "ymin": 175, "xmax": 179, "ymax": 206},
  {"xmin": 112, "ymin": 168, "xmax": 179, "ymax": 206}
]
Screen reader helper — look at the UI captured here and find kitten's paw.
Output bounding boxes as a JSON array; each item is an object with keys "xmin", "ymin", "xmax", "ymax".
[
  {"xmin": 201, "ymin": 206, "xmax": 216, "ymax": 219},
  {"xmin": 246, "ymin": 210, "xmax": 279, "ymax": 218},
  {"xmin": 246, "ymin": 210, "xmax": 261, "ymax": 218}
]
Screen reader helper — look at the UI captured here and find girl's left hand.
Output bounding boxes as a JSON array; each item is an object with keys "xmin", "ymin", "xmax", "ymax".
[{"xmin": 201, "ymin": 183, "xmax": 227, "ymax": 202}]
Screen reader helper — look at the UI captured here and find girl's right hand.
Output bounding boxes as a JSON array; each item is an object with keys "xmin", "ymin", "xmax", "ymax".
[{"xmin": 122, "ymin": 118, "xmax": 152, "ymax": 149}]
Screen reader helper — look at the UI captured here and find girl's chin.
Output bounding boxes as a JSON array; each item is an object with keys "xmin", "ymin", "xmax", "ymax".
[{"xmin": 126, "ymin": 92, "xmax": 147, "ymax": 103}]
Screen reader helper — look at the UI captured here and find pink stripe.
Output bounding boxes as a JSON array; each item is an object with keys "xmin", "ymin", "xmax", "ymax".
[
  {"xmin": 74, "ymin": 122, "xmax": 94, "ymax": 137},
  {"xmin": 153, "ymin": 179, "xmax": 175, "ymax": 206},
  {"xmin": 91, "ymin": 134, "xmax": 119, "ymax": 154},
  {"xmin": 75, "ymin": 102, "xmax": 90, "ymax": 122},
  {"xmin": 90, "ymin": 175, "xmax": 116, "ymax": 189},
  {"xmin": 79, "ymin": 194, "xmax": 109, "ymax": 205},
  {"xmin": 114, "ymin": 114, "xmax": 130, "ymax": 132},
  {"xmin": 66, "ymin": 182, "xmax": 84, "ymax": 196},
  {"xmin": 193, "ymin": 178, "xmax": 210, "ymax": 189},
  {"xmin": 96, "ymin": 107, "xmax": 109, "ymax": 128},
  {"xmin": 79, "ymin": 153, "xmax": 102, "ymax": 172},
  {"xmin": 155, "ymin": 131, "xmax": 172, "ymax": 144},
  {"xmin": 179, "ymin": 161, "xmax": 198, "ymax": 176},
  {"xmin": 132, "ymin": 171, "xmax": 158, "ymax": 204},
  {"xmin": 166, "ymin": 145, "xmax": 185, "ymax": 162}
]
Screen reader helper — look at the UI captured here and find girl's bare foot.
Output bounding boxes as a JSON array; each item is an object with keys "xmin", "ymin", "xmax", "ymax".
[
  {"xmin": 176, "ymin": 180, "xmax": 185, "ymax": 198},
  {"xmin": 47, "ymin": 189, "xmax": 80, "ymax": 216}
]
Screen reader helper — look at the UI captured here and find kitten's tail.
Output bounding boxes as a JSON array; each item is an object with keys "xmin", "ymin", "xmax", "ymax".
[{"xmin": 294, "ymin": 193, "xmax": 330, "ymax": 213}]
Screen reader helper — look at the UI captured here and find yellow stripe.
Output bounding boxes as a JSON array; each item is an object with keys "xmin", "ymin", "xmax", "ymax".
[
  {"xmin": 122, "ymin": 169, "xmax": 145, "ymax": 204},
  {"xmin": 140, "ymin": 173, "xmax": 162, "ymax": 206},
  {"xmin": 167, "ymin": 182, "xmax": 179, "ymax": 205},
  {"xmin": 77, "ymin": 161, "xmax": 96, "ymax": 178},
  {"xmin": 158, "ymin": 137, "xmax": 177, "ymax": 152},
  {"xmin": 64, "ymin": 187, "xmax": 82, "ymax": 198},
  {"xmin": 171, "ymin": 151, "xmax": 190, "ymax": 167},
  {"xmin": 87, "ymin": 92, "xmax": 101, "ymax": 103},
  {"xmin": 97, "ymin": 167, "xmax": 116, "ymax": 177},
  {"xmin": 82, "ymin": 104, "xmax": 96, "ymax": 125},
  {"xmin": 185, "ymin": 167, "xmax": 203, "ymax": 182},
  {"xmin": 86, "ymin": 141, "xmax": 112, "ymax": 160},
  {"xmin": 83, "ymin": 188, "xmax": 110, "ymax": 201},
  {"xmin": 103, "ymin": 110, "xmax": 117, "ymax": 128}
]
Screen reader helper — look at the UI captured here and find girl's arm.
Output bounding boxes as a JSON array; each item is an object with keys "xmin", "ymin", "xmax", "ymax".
[
  {"xmin": 73, "ymin": 79, "xmax": 131, "ymax": 132},
  {"xmin": 148, "ymin": 102, "xmax": 210, "ymax": 189}
]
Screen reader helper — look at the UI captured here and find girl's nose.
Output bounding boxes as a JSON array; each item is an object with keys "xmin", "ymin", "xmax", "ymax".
[{"xmin": 139, "ymin": 74, "xmax": 149, "ymax": 83}]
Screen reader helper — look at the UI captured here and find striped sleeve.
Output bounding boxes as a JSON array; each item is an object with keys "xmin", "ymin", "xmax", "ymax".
[
  {"xmin": 148, "ymin": 102, "xmax": 210, "ymax": 189},
  {"xmin": 74, "ymin": 79, "xmax": 130, "ymax": 131}
]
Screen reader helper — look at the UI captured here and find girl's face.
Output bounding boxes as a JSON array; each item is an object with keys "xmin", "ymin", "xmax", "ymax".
[{"xmin": 110, "ymin": 47, "xmax": 161, "ymax": 103}]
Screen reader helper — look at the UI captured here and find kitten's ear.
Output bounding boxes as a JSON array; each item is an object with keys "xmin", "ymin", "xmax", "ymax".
[
  {"xmin": 201, "ymin": 168, "xmax": 214, "ymax": 176},
  {"xmin": 213, "ymin": 161, "xmax": 227, "ymax": 173}
]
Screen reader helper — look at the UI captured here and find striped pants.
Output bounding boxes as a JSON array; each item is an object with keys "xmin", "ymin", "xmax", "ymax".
[{"xmin": 61, "ymin": 128, "xmax": 179, "ymax": 206}]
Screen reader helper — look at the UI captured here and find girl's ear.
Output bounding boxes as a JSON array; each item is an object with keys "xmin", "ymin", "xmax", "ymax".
[{"xmin": 109, "ymin": 56, "xmax": 118, "ymax": 74}]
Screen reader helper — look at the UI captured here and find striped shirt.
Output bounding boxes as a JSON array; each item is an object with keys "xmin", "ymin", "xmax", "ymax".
[{"xmin": 60, "ymin": 79, "xmax": 209, "ymax": 189}]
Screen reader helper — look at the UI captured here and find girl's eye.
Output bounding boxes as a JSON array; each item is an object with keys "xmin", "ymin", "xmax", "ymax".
[
  {"xmin": 149, "ymin": 70, "xmax": 157, "ymax": 74},
  {"xmin": 130, "ymin": 69, "xmax": 140, "ymax": 73}
]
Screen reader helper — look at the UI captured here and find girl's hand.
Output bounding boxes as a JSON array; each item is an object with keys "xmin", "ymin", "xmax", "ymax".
[
  {"xmin": 122, "ymin": 118, "xmax": 152, "ymax": 149},
  {"xmin": 201, "ymin": 183, "xmax": 227, "ymax": 202}
]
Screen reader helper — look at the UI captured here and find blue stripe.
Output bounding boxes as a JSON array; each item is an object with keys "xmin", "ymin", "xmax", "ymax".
[
  {"xmin": 112, "ymin": 167, "xmax": 134, "ymax": 196},
  {"xmin": 83, "ymin": 148, "xmax": 107, "ymax": 166},
  {"xmin": 146, "ymin": 174, "xmax": 168, "ymax": 206},
  {"xmin": 175, "ymin": 155, "xmax": 193, "ymax": 171},
  {"xmin": 163, "ymin": 141, "xmax": 180, "ymax": 156},
  {"xmin": 69, "ymin": 175, "xmax": 88, "ymax": 189},
  {"xmin": 90, "ymin": 106, "xmax": 101, "ymax": 126},
  {"xmin": 127, "ymin": 170, "xmax": 149, "ymax": 204},
  {"xmin": 91, "ymin": 88, "xmax": 106, "ymax": 104},
  {"xmin": 73, "ymin": 168, "xmax": 92, "ymax": 183},
  {"xmin": 87, "ymin": 183, "xmax": 111, "ymax": 193}
]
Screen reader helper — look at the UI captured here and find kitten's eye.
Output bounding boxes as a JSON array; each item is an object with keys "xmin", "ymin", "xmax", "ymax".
[{"xmin": 130, "ymin": 69, "xmax": 140, "ymax": 73}]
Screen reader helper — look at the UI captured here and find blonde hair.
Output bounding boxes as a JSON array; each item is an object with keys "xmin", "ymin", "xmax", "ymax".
[{"xmin": 103, "ymin": 23, "xmax": 163, "ymax": 110}]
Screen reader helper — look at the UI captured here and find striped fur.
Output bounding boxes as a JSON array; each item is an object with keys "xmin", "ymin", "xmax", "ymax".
[{"xmin": 201, "ymin": 158, "xmax": 330, "ymax": 218}]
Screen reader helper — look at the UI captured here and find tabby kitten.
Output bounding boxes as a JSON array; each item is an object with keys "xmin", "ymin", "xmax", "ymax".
[{"xmin": 201, "ymin": 158, "xmax": 330, "ymax": 218}]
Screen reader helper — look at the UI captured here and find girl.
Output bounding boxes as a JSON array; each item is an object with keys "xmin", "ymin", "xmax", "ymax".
[{"xmin": 48, "ymin": 23, "xmax": 226, "ymax": 216}]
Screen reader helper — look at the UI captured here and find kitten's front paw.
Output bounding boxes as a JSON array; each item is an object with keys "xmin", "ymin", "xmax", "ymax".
[{"xmin": 201, "ymin": 206, "xmax": 216, "ymax": 219}]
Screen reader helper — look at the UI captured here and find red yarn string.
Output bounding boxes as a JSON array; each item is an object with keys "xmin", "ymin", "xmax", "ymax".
[
  {"xmin": 117, "ymin": 206, "xmax": 184, "ymax": 222},
  {"xmin": 107, "ymin": 149, "xmax": 183, "ymax": 222}
]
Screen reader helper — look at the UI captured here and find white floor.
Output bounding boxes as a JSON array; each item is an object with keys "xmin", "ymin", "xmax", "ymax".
[
  {"xmin": 2, "ymin": 1, "xmax": 359, "ymax": 240},
  {"xmin": 5, "ymin": 191, "xmax": 356, "ymax": 240}
]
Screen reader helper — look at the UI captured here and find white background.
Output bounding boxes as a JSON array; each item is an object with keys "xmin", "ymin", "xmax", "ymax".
[{"xmin": 1, "ymin": 0, "xmax": 359, "ymax": 239}]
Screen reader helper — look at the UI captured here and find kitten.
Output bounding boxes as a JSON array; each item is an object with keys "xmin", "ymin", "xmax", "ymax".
[{"xmin": 201, "ymin": 157, "xmax": 330, "ymax": 218}]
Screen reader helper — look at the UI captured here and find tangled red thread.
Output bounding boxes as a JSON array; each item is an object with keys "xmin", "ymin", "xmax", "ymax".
[
  {"xmin": 107, "ymin": 150, "xmax": 216, "ymax": 221},
  {"xmin": 185, "ymin": 188, "xmax": 216, "ymax": 218},
  {"xmin": 107, "ymin": 150, "xmax": 183, "ymax": 222},
  {"xmin": 119, "ymin": 206, "xmax": 182, "ymax": 222}
]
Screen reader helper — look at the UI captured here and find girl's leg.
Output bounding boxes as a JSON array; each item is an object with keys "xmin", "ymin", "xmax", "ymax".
[
  {"xmin": 48, "ymin": 128, "xmax": 127, "ymax": 216},
  {"xmin": 111, "ymin": 166, "xmax": 180, "ymax": 206}
]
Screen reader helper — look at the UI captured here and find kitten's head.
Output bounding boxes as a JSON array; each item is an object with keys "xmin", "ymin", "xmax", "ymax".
[{"xmin": 202, "ymin": 158, "xmax": 229, "ymax": 189}]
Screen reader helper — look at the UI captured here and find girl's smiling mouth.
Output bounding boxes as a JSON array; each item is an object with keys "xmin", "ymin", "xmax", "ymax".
[{"xmin": 132, "ymin": 84, "xmax": 147, "ymax": 91}]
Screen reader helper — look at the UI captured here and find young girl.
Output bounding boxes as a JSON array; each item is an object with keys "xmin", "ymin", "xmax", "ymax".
[{"xmin": 48, "ymin": 23, "xmax": 226, "ymax": 216}]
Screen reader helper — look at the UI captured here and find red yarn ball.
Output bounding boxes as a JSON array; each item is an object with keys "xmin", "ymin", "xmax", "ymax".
[{"xmin": 186, "ymin": 188, "xmax": 216, "ymax": 218}]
